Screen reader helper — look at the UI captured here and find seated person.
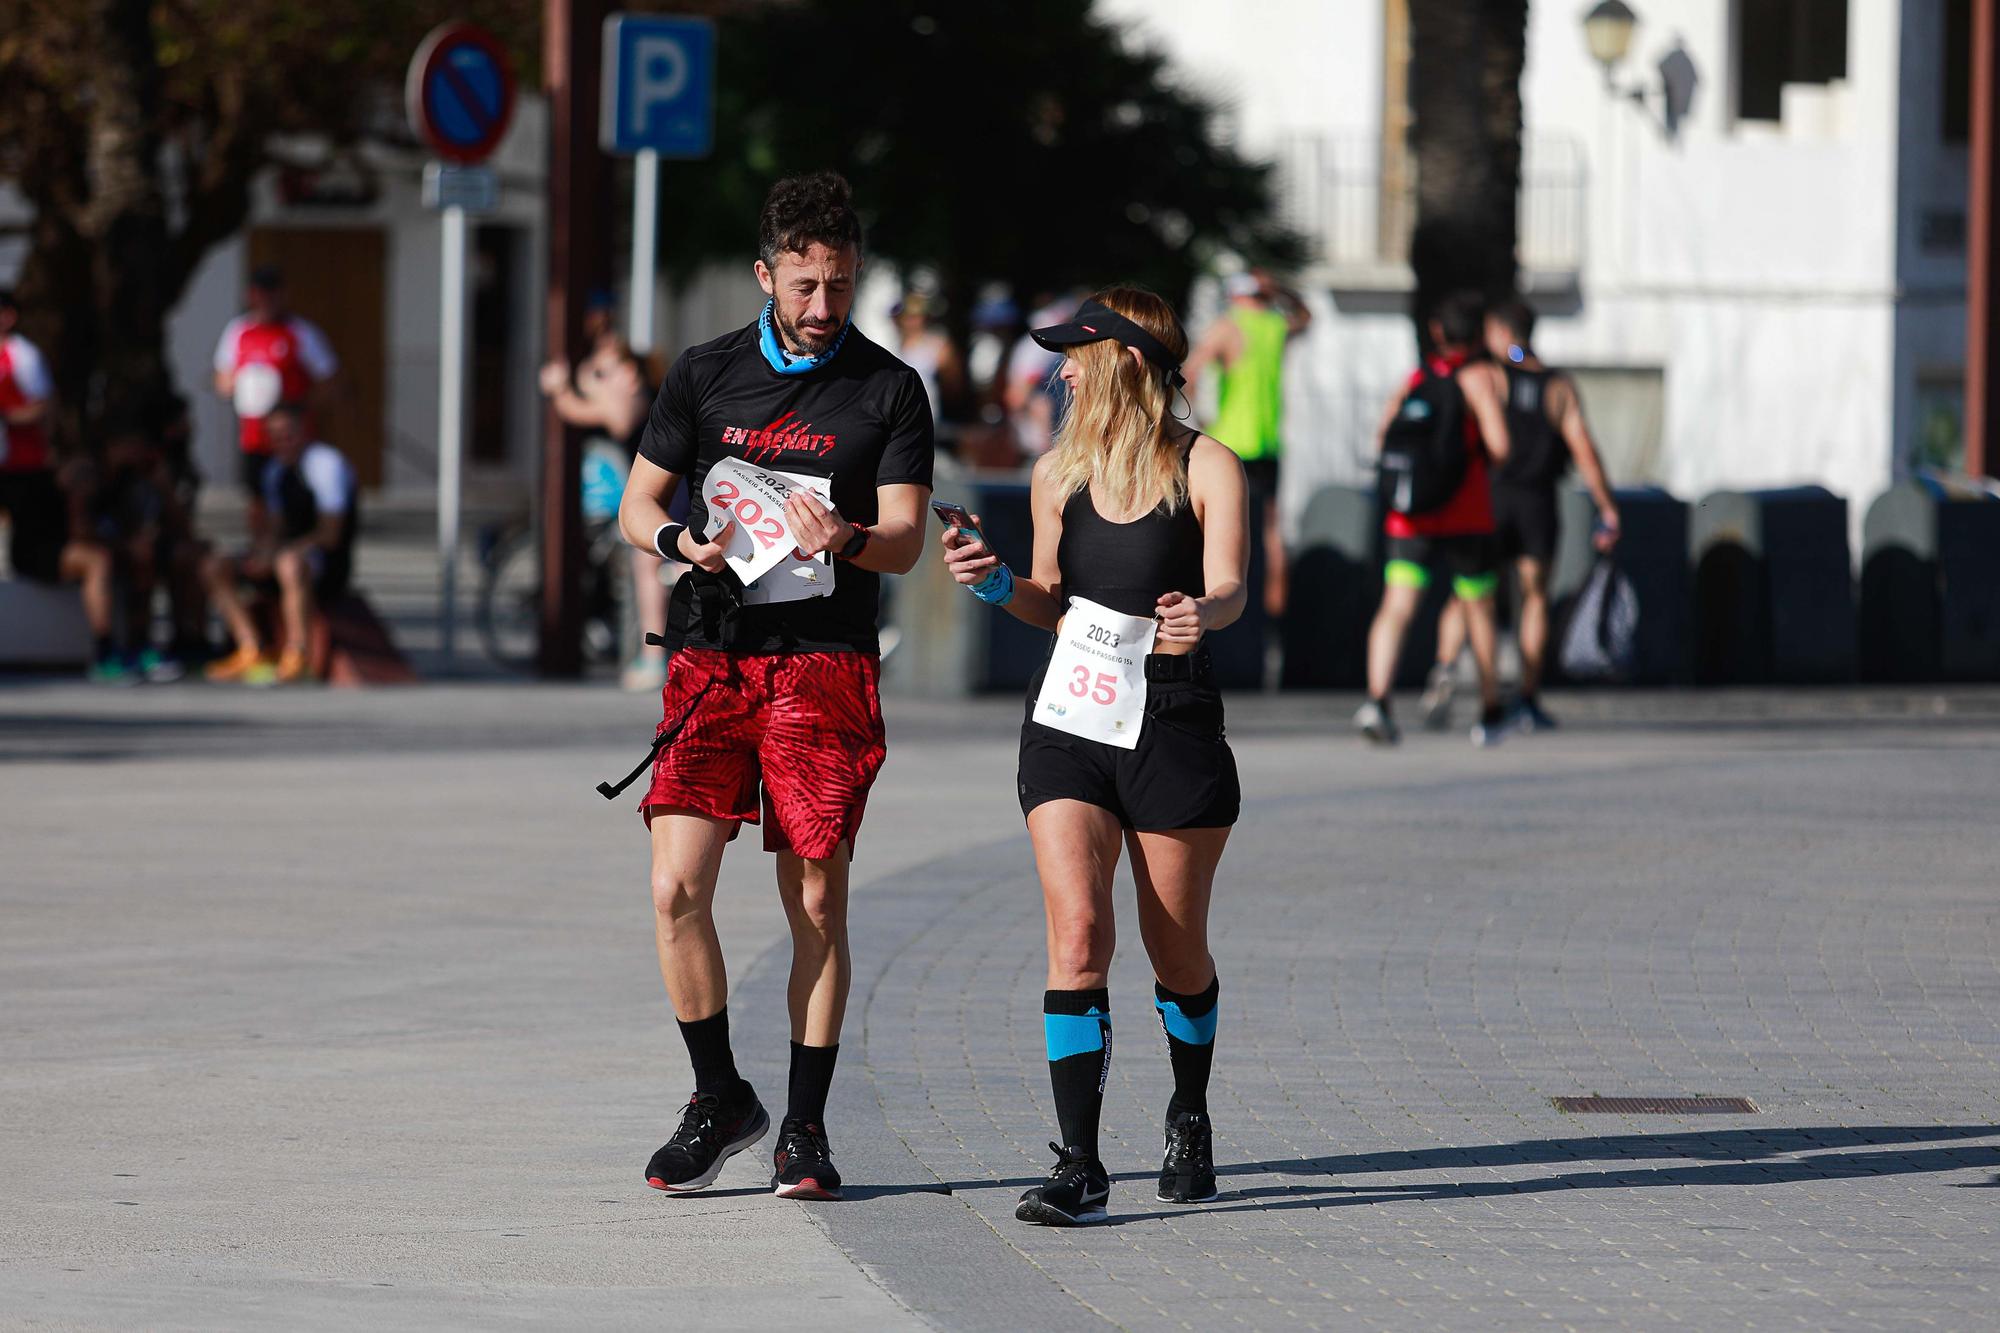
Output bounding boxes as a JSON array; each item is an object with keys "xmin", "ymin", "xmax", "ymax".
[
  {"xmin": 80, "ymin": 424, "xmax": 209, "ymax": 681},
  {"xmin": 43, "ymin": 455, "xmax": 127, "ymax": 684},
  {"xmin": 203, "ymin": 402, "xmax": 357, "ymax": 685}
]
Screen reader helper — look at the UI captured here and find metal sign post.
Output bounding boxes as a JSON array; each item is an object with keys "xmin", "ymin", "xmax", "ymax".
[
  {"xmin": 602, "ymin": 15, "xmax": 716, "ymax": 356},
  {"xmin": 437, "ymin": 199, "xmax": 468, "ymax": 660},
  {"xmin": 406, "ymin": 23, "xmax": 516, "ymax": 666}
]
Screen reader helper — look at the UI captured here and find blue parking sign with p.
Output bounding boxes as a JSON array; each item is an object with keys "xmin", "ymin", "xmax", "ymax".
[{"xmin": 600, "ymin": 15, "xmax": 715, "ymax": 158}]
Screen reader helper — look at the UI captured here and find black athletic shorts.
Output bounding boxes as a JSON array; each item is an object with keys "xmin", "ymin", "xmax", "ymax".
[
  {"xmin": 1491, "ymin": 481, "xmax": 1559, "ymax": 563},
  {"xmin": 0, "ymin": 469, "xmax": 68, "ymax": 583},
  {"xmin": 1383, "ymin": 533, "xmax": 1499, "ymax": 598},
  {"xmin": 238, "ymin": 450, "xmax": 270, "ymax": 499},
  {"xmin": 1018, "ymin": 650, "xmax": 1240, "ymax": 831},
  {"xmin": 1240, "ymin": 457, "xmax": 1280, "ymax": 503}
]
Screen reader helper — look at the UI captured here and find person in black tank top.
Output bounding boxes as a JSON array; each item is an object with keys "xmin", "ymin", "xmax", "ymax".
[
  {"xmin": 940, "ymin": 288, "xmax": 1249, "ymax": 1226},
  {"xmin": 1423, "ymin": 300, "xmax": 1625, "ymax": 734}
]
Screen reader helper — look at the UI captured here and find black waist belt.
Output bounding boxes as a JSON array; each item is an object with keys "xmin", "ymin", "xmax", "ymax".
[
  {"xmin": 1144, "ymin": 650, "xmax": 1212, "ymax": 684},
  {"xmin": 595, "ymin": 634, "xmax": 710, "ymax": 800}
]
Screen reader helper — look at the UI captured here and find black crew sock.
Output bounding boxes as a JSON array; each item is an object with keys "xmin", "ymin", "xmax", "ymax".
[
  {"xmin": 1480, "ymin": 703, "xmax": 1506, "ymax": 727},
  {"xmin": 785, "ymin": 1041, "xmax": 840, "ymax": 1126},
  {"xmin": 1372, "ymin": 694, "xmax": 1394, "ymax": 714},
  {"xmin": 1154, "ymin": 975, "xmax": 1220, "ymax": 1119},
  {"xmin": 94, "ymin": 635, "xmax": 116, "ymax": 663},
  {"xmin": 1044, "ymin": 988, "xmax": 1112, "ymax": 1160},
  {"xmin": 677, "ymin": 1008, "xmax": 743, "ymax": 1100}
]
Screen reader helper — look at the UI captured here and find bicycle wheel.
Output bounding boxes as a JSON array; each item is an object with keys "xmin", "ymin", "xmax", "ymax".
[{"xmin": 477, "ymin": 527, "xmax": 542, "ymax": 674}]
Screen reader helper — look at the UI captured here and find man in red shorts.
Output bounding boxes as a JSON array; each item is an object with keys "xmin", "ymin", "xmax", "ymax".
[{"xmin": 614, "ymin": 172, "xmax": 933, "ymax": 1201}]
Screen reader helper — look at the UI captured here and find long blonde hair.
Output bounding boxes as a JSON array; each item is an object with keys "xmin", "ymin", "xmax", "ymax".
[{"xmin": 1043, "ymin": 286, "xmax": 1191, "ymax": 519}]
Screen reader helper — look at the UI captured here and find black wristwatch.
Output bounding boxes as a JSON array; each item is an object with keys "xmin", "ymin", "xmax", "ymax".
[{"xmin": 835, "ymin": 523, "xmax": 871, "ymax": 562}]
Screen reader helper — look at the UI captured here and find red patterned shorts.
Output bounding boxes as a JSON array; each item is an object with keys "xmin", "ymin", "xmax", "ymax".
[{"xmin": 641, "ymin": 649, "xmax": 887, "ymax": 860}]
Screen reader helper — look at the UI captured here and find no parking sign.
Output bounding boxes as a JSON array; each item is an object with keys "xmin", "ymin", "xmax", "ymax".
[
  {"xmin": 404, "ymin": 21, "xmax": 517, "ymax": 663},
  {"xmin": 405, "ymin": 23, "xmax": 517, "ymax": 164}
]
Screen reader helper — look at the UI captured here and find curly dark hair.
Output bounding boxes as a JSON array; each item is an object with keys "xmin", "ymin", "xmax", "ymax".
[{"xmin": 757, "ymin": 171, "xmax": 863, "ymax": 268}]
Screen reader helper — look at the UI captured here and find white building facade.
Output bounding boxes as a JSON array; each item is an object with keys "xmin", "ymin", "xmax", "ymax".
[{"xmin": 1100, "ymin": 0, "xmax": 1969, "ymax": 540}]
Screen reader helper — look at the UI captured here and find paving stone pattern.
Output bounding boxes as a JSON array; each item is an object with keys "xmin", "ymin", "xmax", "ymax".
[{"xmin": 745, "ymin": 723, "xmax": 2000, "ymax": 1330}]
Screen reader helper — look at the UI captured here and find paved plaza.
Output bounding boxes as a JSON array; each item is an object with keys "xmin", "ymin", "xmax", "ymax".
[{"xmin": 3, "ymin": 681, "xmax": 1998, "ymax": 1330}]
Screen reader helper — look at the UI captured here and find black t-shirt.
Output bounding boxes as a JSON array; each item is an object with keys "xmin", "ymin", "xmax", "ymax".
[{"xmin": 639, "ymin": 319, "xmax": 935, "ymax": 654}]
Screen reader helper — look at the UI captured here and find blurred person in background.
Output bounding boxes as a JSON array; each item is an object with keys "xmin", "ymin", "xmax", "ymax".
[
  {"xmin": 955, "ymin": 291, "xmax": 1023, "ymax": 468},
  {"xmin": 965, "ymin": 289, "xmax": 1019, "ymax": 395},
  {"xmin": 1355, "ymin": 291, "xmax": 1513, "ymax": 748},
  {"xmin": 1004, "ymin": 296, "xmax": 1075, "ymax": 459},
  {"xmin": 890, "ymin": 291, "xmax": 965, "ymax": 450},
  {"xmin": 540, "ymin": 335, "xmax": 672, "ymax": 691},
  {"xmin": 0, "ymin": 289, "xmax": 64, "ymax": 586},
  {"xmin": 582, "ymin": 287, "xmax": 620, "ymax": 353},
  {"xmin": 1184, "ymin": 269, "xmax": 1311, "ymax": 619},
  {"xmin": 1421, "ymin": 299, "xmax": 1621, "ymax": 733},
  {"xmin": 212, "ymin": 265, "xmax": 338, "ymax": 536},
  {"xmin": 69, "ymin": 423, "xmax": 207, "ymax": 682},
  {"xmin": 202, "ymin": 402, "xmax": 357, "ymax": 686}
]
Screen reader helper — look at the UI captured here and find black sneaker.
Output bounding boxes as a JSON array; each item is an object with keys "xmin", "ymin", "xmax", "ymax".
[
  {"xmin": 771, "ymin": 1118, "xmax": 844, "ymax": 1200},
  {"xmin": 1515, "ymin": 696, "xmax": 1559, "ymax": 732},
  {"xmin": 1354, "ymin": 699, "xmax": 1400, "ymax": 746},
  {"xmin": 1156, "ymin": 1108, "xmax": 1218, "ymax": 1204},
  {"xmin": 1015, "ymin": 1143, "xmax": 1109, "ymax": 1226},
  {"xmin": 645, "ymin": 1086, "xmax": 770, "ymax": 1193}
]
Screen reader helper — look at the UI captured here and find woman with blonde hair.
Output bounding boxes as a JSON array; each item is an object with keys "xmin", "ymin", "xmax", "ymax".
[{"xmin": 942, "ymin": 286, "xmax": 1248, "ymax": 1225}]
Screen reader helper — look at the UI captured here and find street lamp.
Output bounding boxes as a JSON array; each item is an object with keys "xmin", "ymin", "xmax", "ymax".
[{"xmin": 1583, "ymin": 0, "xmax": 1639, "ymax": 88}]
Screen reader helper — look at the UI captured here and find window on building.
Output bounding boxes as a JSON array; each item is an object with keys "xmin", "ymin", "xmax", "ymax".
[
  {"xmin": 1944, "ymin": 0, "xmax": 1971, "ymax": 144},
  {"xmin": 1735, "ymin": 0, "xmax": 1849, "ymax": 123}
]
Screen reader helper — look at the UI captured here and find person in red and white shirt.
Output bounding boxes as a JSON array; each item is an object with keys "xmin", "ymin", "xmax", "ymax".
[
  {"xmin": 0, "ymin": 289, "xmax": 127, "ymax": 679},
  {"xmin": 0, "ymin": 288, "xmax": 64, "ymax": 583},
  {"xmin": 213, "ymin": 265, "xmax": 337, "ymax": 526}
]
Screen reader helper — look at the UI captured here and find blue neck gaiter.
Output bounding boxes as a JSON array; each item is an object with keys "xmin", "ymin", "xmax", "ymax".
[{"xmin": 757, "ymin": 300, "xmax": 850, "ymax": 375}]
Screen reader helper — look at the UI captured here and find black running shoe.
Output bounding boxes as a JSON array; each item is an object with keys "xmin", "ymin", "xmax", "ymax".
[
  {"xmin": 1156, "ymin": 1108, "xmax": 1218, "ymax": 1204},
  {"xmin": 771, "ymin": 1118, "xmax": 844, "ymax": 1200},
  {"xmin": 1015, "ymin": 1143, "xmax": 1110, "ymax": 1226},
  {"xmin": 645, "ymin": 1086, "xmax": 769, "ymax": 1193}
]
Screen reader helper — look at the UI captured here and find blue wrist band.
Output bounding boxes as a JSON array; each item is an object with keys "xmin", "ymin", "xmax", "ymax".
[{"xmin": 971, "ymin": 564, "xmax": 1015, "ymax": 606}]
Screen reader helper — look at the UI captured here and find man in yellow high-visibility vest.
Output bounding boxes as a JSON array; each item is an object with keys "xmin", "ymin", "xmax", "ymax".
[{"xmin": 1185, "ymin": 270, "xmax": 1311, "ymax": 619}]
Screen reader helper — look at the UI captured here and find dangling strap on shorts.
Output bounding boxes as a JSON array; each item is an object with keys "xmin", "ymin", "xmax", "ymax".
[{"xmin": 595, "ymin": 635, "xmax": 713, "ymax": 799}]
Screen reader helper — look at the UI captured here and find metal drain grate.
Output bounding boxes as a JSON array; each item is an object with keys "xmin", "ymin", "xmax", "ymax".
[{"xmin": 1552, "ymin": 1095, "xmax": 1759, "ymax": 1115}]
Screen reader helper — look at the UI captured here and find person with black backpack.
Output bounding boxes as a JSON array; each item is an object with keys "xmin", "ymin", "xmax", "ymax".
[
  {"xmin": 1355, "ymin": 291, "xmax": 1513, "ymax": 747},
  {"xmin": 1421, "ymin": 299, "xmax": 1622, "ymax": 733}
]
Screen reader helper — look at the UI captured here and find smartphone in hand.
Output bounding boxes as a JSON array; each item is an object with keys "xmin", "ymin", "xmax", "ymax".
[{"xmin": 931, "ymin": 501, "xmax": 982, "ymax": 545}]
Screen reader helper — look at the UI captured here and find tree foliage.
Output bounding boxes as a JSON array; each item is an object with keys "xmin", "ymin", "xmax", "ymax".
[
  {"xmin": 655, "ymin": 0, "xmax": 1303, "ymax": 340},
  {"xmin": 1407, "ymin": 0, "xmax": 1527, "ymax": 329},
  {"xmin": 0, "ymin": 0, "xmax": 1295, "ymax": 445},
  {"xmin": 0, "ymin": 0, "xmax": 537, "ymax": 439}
]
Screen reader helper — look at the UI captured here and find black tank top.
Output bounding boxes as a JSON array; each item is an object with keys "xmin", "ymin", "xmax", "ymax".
[
  {"xmin": 1497, "ymin": 365, "xmax": 1568, "ymax": 487},
  {"xmin": 1056, "ymin": 464, "xmax": 1206, "ymax": 620}
]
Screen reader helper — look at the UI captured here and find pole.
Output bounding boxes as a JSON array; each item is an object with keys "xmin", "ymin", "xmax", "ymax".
[
  {"xmin": 540, "ymin": 0, "xmax": 610, "ymax": 677},
  {"xmin": 630, "ymin": 148, "xmax": 660, "ymax": 355},
  {"xmin": 438, "ymin": 201, "xmax": 467, "ymax": 664},
  {"xmin": 1966, "ymin": 0, "xmax": 2000, "ymax": 478}
]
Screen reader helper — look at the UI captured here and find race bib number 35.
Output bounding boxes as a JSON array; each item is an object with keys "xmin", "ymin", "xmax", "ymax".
[{"xmin": 1032, "ymin": 597, "xmax": 1157, "ymax": 750}]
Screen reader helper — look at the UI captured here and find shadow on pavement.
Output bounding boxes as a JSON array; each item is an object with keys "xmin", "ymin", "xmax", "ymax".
[
  {"xmin": 840, "ymin": 1126, "xmax": 2000, "ymax": 1223},
  {"xmin": 1088, "ymin": 1124, "xmax": 2000, "ymax": 1225},
  {"xmin": 0, "ymin": 711, "xmax": 263, "ymax": 763}
]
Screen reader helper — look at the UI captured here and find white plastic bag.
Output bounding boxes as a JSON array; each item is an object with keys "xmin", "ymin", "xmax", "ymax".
[{"xmin": 1559, "ymin": 556, "xmax": 1640, "ymax": 681}]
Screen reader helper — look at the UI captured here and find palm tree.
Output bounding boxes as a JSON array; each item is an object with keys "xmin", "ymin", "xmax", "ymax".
[{"xmin": 1406, "ymin": 0, "xmax": 1529, "ymax": 336}]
